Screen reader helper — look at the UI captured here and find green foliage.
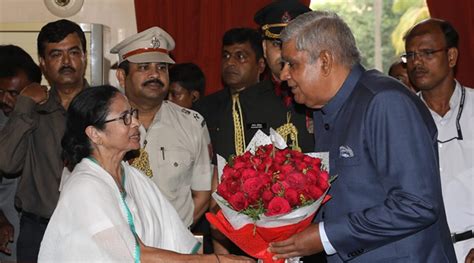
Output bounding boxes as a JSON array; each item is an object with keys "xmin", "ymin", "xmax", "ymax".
[{"xmin": 310, "ymin": 0, "xmax": 428, "ymax": 73}]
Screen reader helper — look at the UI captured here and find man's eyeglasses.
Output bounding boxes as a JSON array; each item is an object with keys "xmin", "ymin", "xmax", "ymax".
[
  {"xmin": 400, "ymin": 48, "xmax": 448, "ymax": 63},
  {"xmin": 103, "ymin": 108, "xmax": 139, "ymax": 126}
]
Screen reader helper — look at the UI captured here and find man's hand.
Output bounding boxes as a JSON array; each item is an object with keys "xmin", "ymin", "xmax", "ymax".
[
  {"xmin": 268, "ymin": 223, "xmax": 323, "ymax": 260},
  {"xmin": 0, "ymin": 212, "xmax": 14, "ymax": 255},
  {"xmin": 20, "ymin": 83, "xmax": 49, "ymax": 105},
  {"xmin": 465, "ymin": 248, "xmax": 474, "ymax": 263}
]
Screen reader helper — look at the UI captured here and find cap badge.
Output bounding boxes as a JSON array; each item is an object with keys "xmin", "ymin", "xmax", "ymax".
[
  {"xmin": 281, "ymin": 11, "xmax": 292, "ymax": 23},
  {"xmin": 151, "ymin": 36, "xmax": 161, "ymax": 48}
]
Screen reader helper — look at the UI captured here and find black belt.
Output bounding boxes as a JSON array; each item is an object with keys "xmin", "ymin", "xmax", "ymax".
[
  {"xmin": 22, "ymin": 211, "xmax": 50, "ymax": 225},
  {"xmin": 451, "ymin": 230, "xmax": 473, "ymax": 244}
]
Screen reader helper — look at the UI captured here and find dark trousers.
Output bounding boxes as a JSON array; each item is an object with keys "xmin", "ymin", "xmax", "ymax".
[{"xmin": 16, "ymin": 213, "xmax": 48, "ymax": 263}]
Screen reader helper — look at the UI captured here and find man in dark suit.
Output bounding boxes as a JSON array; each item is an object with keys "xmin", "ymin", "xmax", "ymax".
[{"xmin": 269, "ymin": 11, "xmax": 456, "ymax": 262}]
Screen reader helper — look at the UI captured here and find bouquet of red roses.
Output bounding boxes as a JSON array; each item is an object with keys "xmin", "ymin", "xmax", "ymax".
[{"xmin": 206, "ymin": 137, "xmax": 331, "ymax": 263}]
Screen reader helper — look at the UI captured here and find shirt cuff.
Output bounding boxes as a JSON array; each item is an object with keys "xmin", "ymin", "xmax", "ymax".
[{"xmin": 319, "ymin": 222, "xmax": 337, "ymax": 255}]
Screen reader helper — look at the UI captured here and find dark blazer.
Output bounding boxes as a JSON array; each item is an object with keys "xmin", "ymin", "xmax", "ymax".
[{"xmin": 313, "ymin": 65, "xmax": 456, "ymax": 262}]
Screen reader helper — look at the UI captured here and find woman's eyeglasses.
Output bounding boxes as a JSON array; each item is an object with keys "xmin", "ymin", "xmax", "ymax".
[{"xmin": 103, "ymin": 108, "xmax": 139, "ymax": 125}]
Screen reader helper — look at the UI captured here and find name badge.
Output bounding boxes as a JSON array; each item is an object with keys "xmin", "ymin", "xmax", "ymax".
[{"xmin": 247, "ymin": 123, "xmax": 267, "ymax": 129}]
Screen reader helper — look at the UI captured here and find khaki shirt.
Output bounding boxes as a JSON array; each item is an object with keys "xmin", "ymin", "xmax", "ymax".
[{"xmin": 140, "ymin": 101, "xmax": 212, "ymax": 227}]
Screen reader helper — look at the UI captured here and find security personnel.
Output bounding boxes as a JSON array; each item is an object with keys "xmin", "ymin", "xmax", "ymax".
[
  {"xmin": 255, "ymin": 1, "xmax": 325, "ymax": 262},
  {"xmin": 254, "ymin": 0, "xmax": 314, "ymax": 153},
  {"xmin": 111, "ymin": 27, "xmax": 212, "ymax": 229}
]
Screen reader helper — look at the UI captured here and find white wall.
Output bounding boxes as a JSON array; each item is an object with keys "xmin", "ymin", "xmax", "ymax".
[{"xmin": 0, "ymin": 0, "xmax": 137, "ymax": 87}]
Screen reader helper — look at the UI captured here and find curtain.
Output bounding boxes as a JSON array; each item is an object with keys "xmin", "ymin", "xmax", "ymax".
[
  {"xmin": 427, "ymin": 0, "xmax": 474, "ymax": 88},
  {"xmin": 134, "ymin": 0, "xmax": 270, "ymax": 95}
]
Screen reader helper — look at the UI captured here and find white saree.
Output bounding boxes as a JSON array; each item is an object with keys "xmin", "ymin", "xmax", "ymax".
[{"xmin": 39, "ymin": 158, "xmax": 199, "ymax": 262}]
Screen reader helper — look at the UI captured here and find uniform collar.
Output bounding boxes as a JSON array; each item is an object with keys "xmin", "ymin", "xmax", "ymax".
[{"xmin": 321, "ymin": 64, "xmax": 365, "ymax": 120}]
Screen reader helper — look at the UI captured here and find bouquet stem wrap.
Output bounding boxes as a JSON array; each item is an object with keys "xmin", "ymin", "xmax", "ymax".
[{"xmin": 206, "ymin": 193, "xmax": 330, "ymax": 262}]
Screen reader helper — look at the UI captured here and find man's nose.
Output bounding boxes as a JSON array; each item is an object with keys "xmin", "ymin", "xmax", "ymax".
[
  {"xmin": 62, "ymin": 52, "xmax": 71, "ymax": 65},
  {"xmin": 280, "ymin": 63, "xmax": 291, "ymax": 81}
]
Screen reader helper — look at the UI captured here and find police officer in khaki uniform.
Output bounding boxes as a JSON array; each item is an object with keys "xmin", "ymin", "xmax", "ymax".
[{"xmin": 111, "ymin": 27, "xmax": 212, "ymax": 229}]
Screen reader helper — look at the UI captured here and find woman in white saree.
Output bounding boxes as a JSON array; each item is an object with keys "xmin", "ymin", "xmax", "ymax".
[{"xmin": 38, "ymin": 85, "xmax": 252, "ymax": 263}]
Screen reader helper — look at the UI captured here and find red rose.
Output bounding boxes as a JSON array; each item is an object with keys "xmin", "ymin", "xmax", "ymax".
[
  {"xmin": 284, "ymin": 188, "xmax": 300, "ymax": 206},
  {"xmin": 291, "ymin": 150, "xmax": 304, "ymax": 160},
  {"xmin": 295, "ymin": 160, "xmax": 308, "ymax": 171},
  {"xmin": 271, "ymin": 182, "xmax": 283, "ymax": 194},
  {"xmin": 217, "ymin": 183, "xmax": 231, "ymax": 199},
  {"xmin": 251, "ymin": 156, "xmax": 263, "ymax": 166},
  {"xmin": 242, "ymin": 177, "xmax": 264, "ymax": 196},
  {"xmin": 265, "ymin": 196, "xmax": 291, "ymax": 216},
  {"xmin": 320, "ymin": 171, "xmax": 329, "ymax": 182},
  {"xmin": 262, "ymin": 189, "xmax": 274, "ymax": 204},
  {"xmin": 306, "ymin": 185, "xmax": 323, "ymax": 200},
  {"xmin": 286, "ymin": 171, "xmax": 306, "ymax": 190},
  {"xmin": 241, "ymin": 168, "xmax": 257, "ymax": 180},
  {"xmin": 233, "ymin": 160, "xmax": 247, "ymax": 169},
  {"xmin": 306, "ymin": 169, "xmax": 319, "ymax": 183},
  {"xmin": 228, "ymin": 180, "xmax": 241, "ymax": 193},
  {"xmin": 222, "ymin": 166, "xmax": 236, "ymax": 180},
  {"xmin": 228, "ymin": 192, "xmax": 248, "ymax": 211},
  {"xmin": 318, "ymin": 178, "xmax": 329, "ymax": 191},
  {"xmin": 280, "ymin": 164, "xmax": 294, "ymax": 174}
]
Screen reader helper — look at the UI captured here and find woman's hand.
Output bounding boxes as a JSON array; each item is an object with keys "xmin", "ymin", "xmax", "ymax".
[{"xmin": 216, "ymin": 254, "xmax": 256, "ymax": 263}]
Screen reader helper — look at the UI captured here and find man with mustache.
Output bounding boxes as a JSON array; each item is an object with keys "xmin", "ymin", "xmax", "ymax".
[
  {"xmin": 404, "ymin": 18, "xmax": 474, "ymax": 263},
  {"xmin": 111, "ymin": 27, "xmax": 212, "ymax": 230},
  {"xmin": 0, "ymin": 44, "xmax": 42, "ymax": 263},
  {"xmin": 0, "ymin": 19, "xmax": 88, "ymax": 262}
]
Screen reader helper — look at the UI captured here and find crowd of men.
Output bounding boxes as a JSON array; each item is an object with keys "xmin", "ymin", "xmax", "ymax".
[{"xmin": 0, "ymin": 0, "xmax": 472, "ymax": 262}]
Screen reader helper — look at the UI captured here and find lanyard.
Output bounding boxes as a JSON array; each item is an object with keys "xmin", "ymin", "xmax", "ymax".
[{"xmin": 420, "ymin": 85, "xmax": 465, "ymax": 143}]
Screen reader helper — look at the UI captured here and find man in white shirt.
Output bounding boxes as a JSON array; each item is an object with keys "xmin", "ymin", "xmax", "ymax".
[
  {"xmin": 404, "ymin": 18, "xmax": 474, "ymax": 263},
  {"xmin": 111, "ymin": 27, "xmax": 212, "ymax": 229}
]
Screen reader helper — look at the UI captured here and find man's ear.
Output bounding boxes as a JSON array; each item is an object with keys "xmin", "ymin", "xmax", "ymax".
[
  {"xmin": 85, "ymin": 125, "xmax": 102, "ymax": 146},
  {"xmin": 116, "ymin": 68, "xmax": 127, "ymax": 89},
  {"xmin": 191, "ymin": 90, "xmax": 200, "ymax": 102},
  {"xmin": 319, "ymin": 50, "xmax": 333, "ymax": 77},
  {"xmin": 257, "ymin": 57, "xmax": 266, "ymax": 75},
  {"xmin": 39, "ymin": 56, "xmax": 46, "ymax": 72},
  {"xmin": 447, "ymin": 47, "xmax": 458, "ymax": 68}
]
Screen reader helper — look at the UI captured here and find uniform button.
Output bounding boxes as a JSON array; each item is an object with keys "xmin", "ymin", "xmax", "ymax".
[
  {"xmin": 439, "ymin": 144, "xmax": 443, "ymax": 148},
  {"xmin": 173, "ymin": 162, "xmax": 178, "ymax": 167},
  {"xmin": 324, "ymin": 124, "xmax": 330, "ymax": 130}
]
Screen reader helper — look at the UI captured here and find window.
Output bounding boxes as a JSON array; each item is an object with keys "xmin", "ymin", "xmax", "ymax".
[{"xmin": 310, "ymin": 0, "xmax": 429, "ymax": 73}]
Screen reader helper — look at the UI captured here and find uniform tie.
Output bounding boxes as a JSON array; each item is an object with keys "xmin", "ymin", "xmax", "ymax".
[
  {"xmin": 130, "ymin": 140, "xmax": 154, "ymax": 178},
  {"xmin": 232, "ymin": 93, "xmax": 246, "ymax": 155}
]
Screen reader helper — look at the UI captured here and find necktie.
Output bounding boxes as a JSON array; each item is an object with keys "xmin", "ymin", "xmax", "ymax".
[
  {"xmin": 131, "ymin": 140, "xmax": 154, "ymax": 178},
  {"xmin": 232, "ymin": 93, "xmax": 246, "ymax": 155}
]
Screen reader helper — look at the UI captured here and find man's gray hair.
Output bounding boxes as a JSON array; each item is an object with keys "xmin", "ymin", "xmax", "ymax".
[{"xmin": 281, "ymin": 11, "xmax": 361, "ymax": 67}]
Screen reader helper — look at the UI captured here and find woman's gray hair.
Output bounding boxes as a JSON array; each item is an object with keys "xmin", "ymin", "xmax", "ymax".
[{"xmin": 280, "ymin": 11, "xmax": 361, "ymax": 67}]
